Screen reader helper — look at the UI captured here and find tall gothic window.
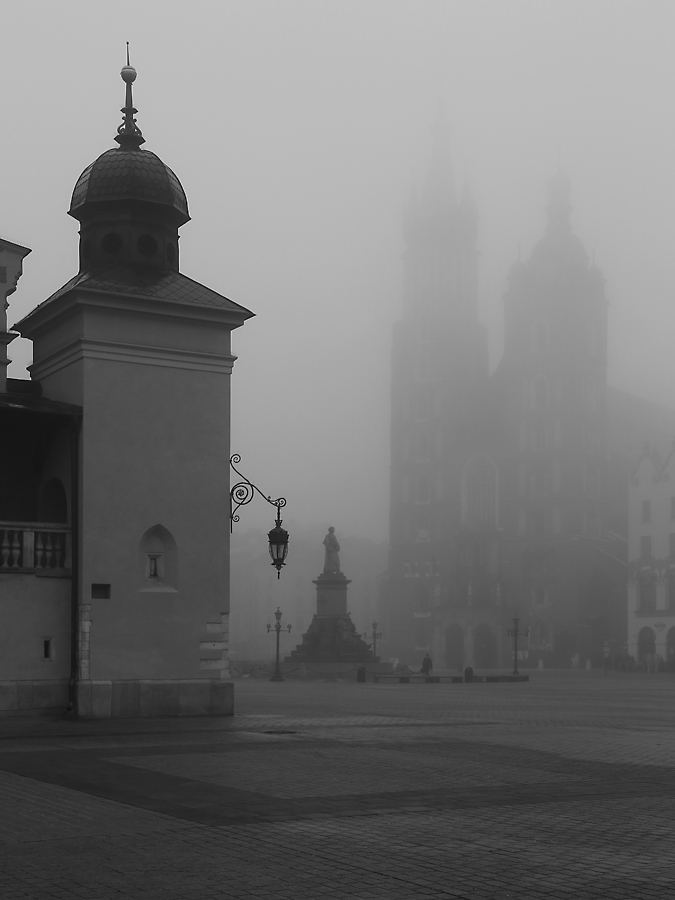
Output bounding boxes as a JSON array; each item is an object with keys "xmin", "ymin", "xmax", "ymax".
[
  {"xmin": 417, "ymin": 474, "xmax": 430, "ymax": 504},
  {"xmin": 416, "ymin": 433, "xmax": 430, "ymax": 461},
  {"xmin": 461, "ymin": 455, "xmax": 499, "ymax": 529},
  {"xmin": 668, "ymin": 571, "xmax": 675, "ymax": 609},
  {"xmin": 534, "ymin": 375, "xmax": 548, "ymax": 410},
  {"xmin": 642, "ymin": 500, "xmax": 651, "ymax": 523},
  {"xmin": 638, "ymin": 572, "xmax": 656, "ymax": 612}
]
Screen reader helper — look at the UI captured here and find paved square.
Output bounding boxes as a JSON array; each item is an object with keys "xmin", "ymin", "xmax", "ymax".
[{"xmin": 0, "ymin": 672, "xmax": 674, "ymax": 898}]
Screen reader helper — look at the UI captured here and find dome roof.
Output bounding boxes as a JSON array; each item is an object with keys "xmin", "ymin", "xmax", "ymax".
[{"xmin": 69, "ymin": 148, "xmax": 189, "ymax": 223}]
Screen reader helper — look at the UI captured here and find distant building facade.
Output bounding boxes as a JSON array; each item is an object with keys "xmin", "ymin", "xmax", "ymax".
[
  {"xmin": 626, "ymin": 445, "xmax": 675, "ymax": 667},
  {"xmin": 386, "ymin": 137, "xmax": 632, "ymax": 670},
  {"xmin": 0, "ymin": 64, "xmax": 252, "ymax": 717}
]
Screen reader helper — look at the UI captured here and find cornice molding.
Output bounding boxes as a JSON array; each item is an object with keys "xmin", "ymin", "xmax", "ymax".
[
  {"xmin": 17, "ymin": 283, "xmax": 251, "ymax": 340},
  {"xmin": 30, "ymin": 336, "xmax": 237, "ymax": 381}
]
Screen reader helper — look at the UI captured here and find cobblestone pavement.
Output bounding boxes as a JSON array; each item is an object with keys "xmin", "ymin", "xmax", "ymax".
[{"xmin": 0, "ymin": 672, "xmax": 674, "ymax": 898}]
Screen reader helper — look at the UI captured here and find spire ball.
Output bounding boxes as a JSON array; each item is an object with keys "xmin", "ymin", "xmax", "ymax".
[{"xmin": 121, "ymin": 65, "xmax": 137, "ymax": 84}]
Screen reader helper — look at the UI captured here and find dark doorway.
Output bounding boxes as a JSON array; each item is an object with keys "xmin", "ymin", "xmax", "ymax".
[
  {"xmin": 667, "ymin": 628, "xmax": 675, "ymax": 669},
  {"xmin": 638, "ymin": 627, "xmax": 656, "ymax": 662},
  {"xmin": 474, "ymin": 623, "xmax": 497, "ymax": 668},
  {"xmin": 445, "ymin": 624, "xmax": 464, "ymax": 671},
  {"xmin": 38, "ymin": 477, "xmax": 67, "ymax": 523}
]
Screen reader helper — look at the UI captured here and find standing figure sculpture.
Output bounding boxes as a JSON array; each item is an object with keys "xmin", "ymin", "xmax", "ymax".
[{"xmin": 323, "ymin": 526, "xmax": 341, "ymax": 574}]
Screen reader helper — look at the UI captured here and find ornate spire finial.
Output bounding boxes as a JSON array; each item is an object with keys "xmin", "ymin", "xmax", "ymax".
[{"xmin": 115, "ymin": 44, "xmax": 145, "ymax": 150}]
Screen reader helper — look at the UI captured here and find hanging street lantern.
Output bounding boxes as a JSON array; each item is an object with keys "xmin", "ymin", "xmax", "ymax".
[
  {"xmin": 230, "ymin": 454, "xmax": 289, "ymax": 578},
  {"xmin": 267, "ymin": 517, "xmax": 289, "ymax": 577}
]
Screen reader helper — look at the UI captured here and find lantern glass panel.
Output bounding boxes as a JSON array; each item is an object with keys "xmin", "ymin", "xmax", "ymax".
[{"xmin": 268, "ymin": 524, "xmax": 289, "ymax": 565}]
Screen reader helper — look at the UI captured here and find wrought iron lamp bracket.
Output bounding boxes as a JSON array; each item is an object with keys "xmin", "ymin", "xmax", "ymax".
[{"xmin": 229, "ymin": 454, "xmax": 287, "ymax": 532}]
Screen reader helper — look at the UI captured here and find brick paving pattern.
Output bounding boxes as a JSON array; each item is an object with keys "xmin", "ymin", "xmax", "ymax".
[{"xmin": 0, "ymin": 672, "xmax": 673, "ymax": 898}]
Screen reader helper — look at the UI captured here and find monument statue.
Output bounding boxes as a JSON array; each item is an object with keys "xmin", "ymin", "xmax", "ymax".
[
  {"xmin": 323, "ymin": 526, "xmax": 341, "ymax": 574},
  {"xmin": 285, "ymin": 523, "xmax": 383, "ymax": 669}
]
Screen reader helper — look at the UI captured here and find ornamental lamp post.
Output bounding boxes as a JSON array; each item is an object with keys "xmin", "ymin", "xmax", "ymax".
[
  {"xmin": 507, "ymin": 615, "xmax": 529, "ymax": 676},
  {"xmin": 267, "ymin": 607, "xmax": 292, "ymax": 682},
  {"xmin": 363, "ymin": 620, "xmax": 383, "ymax": 659},
  {"xmin": 230, "ymin": 454, "xmax": 288, "ymax": 578}
]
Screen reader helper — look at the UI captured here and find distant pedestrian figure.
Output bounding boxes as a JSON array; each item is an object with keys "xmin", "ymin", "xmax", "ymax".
[
  {"xmin": 323, "ymin": 526, "xmax": 341, "ymax": 574},
  {"xmin": 421, "ymin": 653, "xmax": 433, "ymax": 676}
]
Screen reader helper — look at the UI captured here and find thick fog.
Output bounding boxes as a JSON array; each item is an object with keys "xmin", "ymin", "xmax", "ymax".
[{"xmin": 3, "ymin": 0, "xmax": 675, "ymax": 542}]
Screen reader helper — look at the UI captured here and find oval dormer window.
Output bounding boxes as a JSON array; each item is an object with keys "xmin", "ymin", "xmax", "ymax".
[
  {"xmin": 101, "ymin": 231, "xmax": 122, "ymax": 255},
  {"xmin": 138, "ymin": 234, "xmax": 158, "ymax": 257},
  {"xmin": 101, "ymin": 232, "xmax": 122, "ymax": 254}
]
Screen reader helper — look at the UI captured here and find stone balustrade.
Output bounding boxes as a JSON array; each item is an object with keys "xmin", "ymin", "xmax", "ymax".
[{"xmin": 0, "ymin": 522, "xmax": 71, "ymax": 574}]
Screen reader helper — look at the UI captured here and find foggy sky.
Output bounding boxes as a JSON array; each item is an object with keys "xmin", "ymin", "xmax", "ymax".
[{"xmin": 3, "ymin": 0, "xmax": 675, "ymax": 541}]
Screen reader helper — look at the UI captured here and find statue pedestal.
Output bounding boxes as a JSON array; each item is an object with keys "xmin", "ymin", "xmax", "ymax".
[
  {"xmin": 315, "ymin": 572, "xmax": 350, "ymax": 616},
  {"xmin": 286, "ymin": 570, "xmax": 377, "ymax": 666}
]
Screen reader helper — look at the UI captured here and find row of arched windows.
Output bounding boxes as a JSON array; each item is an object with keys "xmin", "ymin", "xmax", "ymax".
[
  {"xmin": 637, "ymin": 626, "xmax": 675, "ymax": 662},
  {"xmin": 520, "ymin": 375, "xmax": 601, "ymax": 414}
]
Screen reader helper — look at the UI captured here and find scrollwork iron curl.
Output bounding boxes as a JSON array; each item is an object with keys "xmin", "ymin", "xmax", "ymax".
[
  {"xmin": 230, "ymin": 481, "xmax": 255, "ymax": 524},
  {"xmin": 229, "ymin": 454, "xmax": 287, "ymax": 531}
]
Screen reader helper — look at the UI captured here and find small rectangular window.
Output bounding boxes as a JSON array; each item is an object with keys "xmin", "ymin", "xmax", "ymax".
[
  {"xmin": 42, "ymin": 639, "xmax": 52, "ymax": 661},
  {"xmin": 91, "ymin": 583, "xmax": 111, "ymax": 599},
  {"xmin": 641, "ymin": 536, "xmax": 652, "ymax": 559},
  {"xmin": 642, "ymin": 500, "xmax": 651, "ymax": 523},
  {"xmin": 552, "ymin": 508, "xmax": 562, "ymax": 535}
]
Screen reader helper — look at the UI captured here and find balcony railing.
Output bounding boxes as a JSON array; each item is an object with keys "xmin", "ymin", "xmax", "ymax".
[{"xmin": 0, "ymin": 522, "xmax": 71, "ymax": 574}]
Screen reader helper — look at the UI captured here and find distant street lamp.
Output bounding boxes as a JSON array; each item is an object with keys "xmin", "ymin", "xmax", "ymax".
[
  {"xmin": 230, "ymin": 454, "xmax": 289, "ymax": 578},
  {"xmin": 363, "ymin": 620, "xmax": 383, "ymax": 659},
  {"xmin": 267, "ymin": 607, "xmax": 292, "ymax": 682},
  {"xmin": 507, "ymin": 616, "xmax": 529, "ymax": 676}
]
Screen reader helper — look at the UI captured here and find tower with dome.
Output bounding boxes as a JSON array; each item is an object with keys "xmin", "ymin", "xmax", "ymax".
[{"xmin": 0, "ymin": 60, "xmax": 252, "ymax": 717}]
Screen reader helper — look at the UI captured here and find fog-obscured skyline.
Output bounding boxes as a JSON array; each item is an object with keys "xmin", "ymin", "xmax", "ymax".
[{"xmin": 3, "ymin": 0, "xmax": 675, "ymax": 541}]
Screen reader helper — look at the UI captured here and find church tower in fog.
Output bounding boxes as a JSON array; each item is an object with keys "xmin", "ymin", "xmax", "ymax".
[
  {"xmin": 386, "ymin": 156, "xmax": 624, "ymax": 670},
  {"xmin": 386, "ymin": 124, "xmax": 490, "ymax": 659},
  {"xmin": 491, "ymin": 172, "xmax": 613, "ymax": 662}
]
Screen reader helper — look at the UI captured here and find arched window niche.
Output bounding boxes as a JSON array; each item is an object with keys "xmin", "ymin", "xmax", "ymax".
[
  {"xmin": 38, "ymin": 477, "xmax": 68, "ymax": 524},
  {"xmin": 138, "ymin": 525, "xmax": 178, "ymax": 593}
]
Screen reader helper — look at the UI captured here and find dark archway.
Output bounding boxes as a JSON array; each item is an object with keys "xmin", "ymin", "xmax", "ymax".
[
  {"xmin": 445, "ymin": 624, "xmax": 464, "ymax": 671},
  {"xmin": 474, "ymin": 623, "xmax": 498, "ymax": 668},
  {"xmin": 667, "ymin": 628, "xmax": 675, "ymax": 669},
  {"xmin": 38, "ymin": 478, "xmax": 67, "ymax": 523},
  {"xmin": 638, "ymin": 627, "xmax": 656, "ymax": 662}
]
